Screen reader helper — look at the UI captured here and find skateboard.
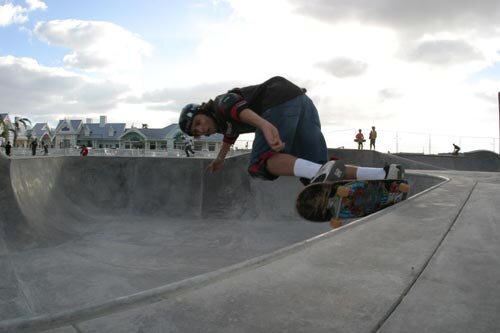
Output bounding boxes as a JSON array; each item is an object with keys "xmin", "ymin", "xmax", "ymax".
[{"xmin": 296, "ymin": 179, "xmax": 410, "ymax": 228}]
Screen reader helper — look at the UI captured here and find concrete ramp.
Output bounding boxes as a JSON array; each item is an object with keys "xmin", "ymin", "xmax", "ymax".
[
  {"xmin": 2, "ymin": 153, "xmax": 491, "ymax": 333},
  {"xmin": 1, "ymin": 155, "xmax": 339, "ymax": 324}
]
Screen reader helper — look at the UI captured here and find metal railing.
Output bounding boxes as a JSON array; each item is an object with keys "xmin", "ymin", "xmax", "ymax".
[
  {"xmin": 2, "ymin": 134, "xmax": 498, "ymax": 159},
  {"xmin": 2, "ymin": 146, "xmax": 252, "ymax": 159}
]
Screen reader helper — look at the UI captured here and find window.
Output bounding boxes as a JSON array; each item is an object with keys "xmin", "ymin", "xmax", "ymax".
[{"xmin": 194, "ymin": 141, "xmax": 203, "ymax": 150}]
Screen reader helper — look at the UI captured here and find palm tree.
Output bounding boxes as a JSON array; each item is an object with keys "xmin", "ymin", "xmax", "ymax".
[
  {"xmin": 173, "ymin": 131, "xmax": 185, "ymax": 150},
  {"xmin": 0, "ymin": 119, "xmax": 14, "ymax": 144},
  {"xmin": 0, "ymin": 119, "xmax": 7, "ymax": 140},
  {"xmin": 13, "ymin": 117, "xmax": 31, "ymax": 147}
]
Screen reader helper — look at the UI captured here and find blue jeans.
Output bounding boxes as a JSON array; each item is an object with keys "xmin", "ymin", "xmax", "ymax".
[{"xmin": 249, "ymin": 94, "xmax": 328, "ymax": 180}]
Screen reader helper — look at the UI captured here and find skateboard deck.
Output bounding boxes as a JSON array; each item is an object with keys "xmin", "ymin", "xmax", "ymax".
[{"xmin": 296, "ymin": 179, "xmax": 409, "ymax": 228}]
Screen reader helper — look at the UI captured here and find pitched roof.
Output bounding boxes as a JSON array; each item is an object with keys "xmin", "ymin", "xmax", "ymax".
[
  {"xmin": 31, "ymin": 123, "xmax": 53, "ymax": 138},
  {"xmin": 56, "ymin": 119, "xmax": 83, "ymax": 132},
  {"xmin": 81, "ymin": 123, "xmax": 127, "ymax": 140}
]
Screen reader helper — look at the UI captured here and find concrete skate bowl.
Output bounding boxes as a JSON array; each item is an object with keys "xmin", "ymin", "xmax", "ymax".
[
  {"xmin": 330, "ymin": 148, "xmax": 500, "ymax": 172},
  {"xmin": 395, "ymin": 150, "xmax": 500, "ymax": 172},
  {"xmin": 0, "ymin": 154, "xmax": 445, "ymax": 331}
]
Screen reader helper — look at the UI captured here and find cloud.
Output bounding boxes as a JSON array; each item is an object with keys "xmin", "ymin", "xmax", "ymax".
[
  {"xmin": 290, "ymin": 0, "xmax": 500, "ymax": 69},
  {"xmin": 316, "ymin": 57, "xmax": 368, "ymax": 78},
  {"xmin": 125, "ymin": 80, "xmax": 239, "ymax": 111},
  {"xmin": 26, "ymin": 0, "xmax": 47, "ymax": 11},
  {"xmin": 0, "ymin": 56, "xmax": 129, "ymax": 125},
  {"xmin": 34, "ymin": 19, "xmax": 152, "ymax": 71},
  {"xmin": 378, "ymin": 88, "xmax": 402, "ymax": 100},
  {"xmin": 405, "ymin": 39, "xmax": 484, "ymax": 65},
  {"xmin": 290, "ymin": 0, "xmax": 500, "ymax": 35},
  {"xmin": 0, "ymin": 3, "xmax": 27, "ymax": 26},
  {"xmin": 0, "ymin": 0, "xmax": 47, "ymax": 26}
]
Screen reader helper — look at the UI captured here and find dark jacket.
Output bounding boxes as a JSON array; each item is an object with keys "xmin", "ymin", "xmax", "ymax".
[{"xmin": 210, "ymin": 76, "xmax": 305, "ymax": 144}]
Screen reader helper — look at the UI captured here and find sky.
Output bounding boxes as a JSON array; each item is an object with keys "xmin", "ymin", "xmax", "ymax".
[{"xmin": 1, "ymin": 0, "xmax": 500, "ymax": 153}]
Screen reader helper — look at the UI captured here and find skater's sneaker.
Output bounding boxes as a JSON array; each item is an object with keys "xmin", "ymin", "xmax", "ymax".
[
  {"xmin": 384, "ymin": 164, "xmax": 405, "ymax": 180},
  {"xmin": 310, "ymin": 160, "xmax": 346, "ymax": 184}
]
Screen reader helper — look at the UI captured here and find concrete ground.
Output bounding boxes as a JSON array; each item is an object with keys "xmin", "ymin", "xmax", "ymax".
[{"xmin": 0, "ymin": 150, "xmax": 499, "ymax": 332}]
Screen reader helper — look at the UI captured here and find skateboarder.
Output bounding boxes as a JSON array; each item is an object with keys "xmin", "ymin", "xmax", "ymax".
[
  {"xmin": 178, "ymin": 76, "xmax": 404, "ymax": 185},
  {"xmin": 452, "ymin": 143, "xmax": 461, "ymax": 155},
  {"xmin": 183, "ymin": 135, "xmax": 195, "ymax": 157},
  {"xmin": 355, "ymin": 129, "xmax": 365, "ymax": 150}
]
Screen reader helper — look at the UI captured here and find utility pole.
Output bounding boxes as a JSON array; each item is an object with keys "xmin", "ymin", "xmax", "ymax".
[{"xmin": 498, "ymin": 92, "xmax": 500, "ymax": 154}]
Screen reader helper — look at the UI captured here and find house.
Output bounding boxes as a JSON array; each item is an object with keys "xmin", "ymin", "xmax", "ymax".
[
  {"xmin": 120, "ymin": 124, "xmax": 224, "ymax": 151},
  {"xmin": 30, "ymin": 123, "xmax": 54, "ymax": 147},
  {"xmin": 192, "ymin": 133, "xmax": 225, "ymax": 151},
  {"xmin": 120, "ymin": 124, "xmax": 177, "ymax": 150},
  {"xmin": 50, "ymin": 115, "xmax": 225, "ymax": 152},
  {"xmin": 78, "ymin": 116, "xmax": 126, "ymax": 148},
  {"xmin": 55, "ymin": 119, "xmax": 83, "ymax": 148}
]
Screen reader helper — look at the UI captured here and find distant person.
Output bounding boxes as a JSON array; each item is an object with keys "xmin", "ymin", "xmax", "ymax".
[
  {"xmin": 5, "ymin": 141, "xmax": 11, "ymax": 156},
  {"xmin": 30, "ymin": 138, "xmax": 38, "ymax": 156},
  {"xmin": 80, "ymin": 145, "xmax": 89, "ymax": 156},
  {"xmin": 452, "ymin": 143, "xmax": 461, "ymax": 155},
  {"xmin": 183, "ymin": 135, "xmax": 195, "ymax": 157},
  {"xmin": 43, "ymin": 142, "xmax": 49, "ymax": 156},
  {"xmin": 355, "ymin": 129, "xmax": 365, "ymax": 150},
  {"xmin": 369, "ymin": 126, "xmax": 377, "ymax": 150}
]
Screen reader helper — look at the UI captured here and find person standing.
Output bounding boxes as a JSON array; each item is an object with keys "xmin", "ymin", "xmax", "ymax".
[
  {"xmin": 355, "ymin": 129, "xmax": 365, "ymax": 150},
  {"xmin": 369, "ymin": 126, "xmax": 377, "ymax": 150},
  {"xmin": 80, "ymin": 144, "xmax": 89, "ymax": 156},
  {"xmin": 31, "ymin": 138, "xmax": 38, "ymax": 156},
  {"xmin": 5, "ymin": 141, "xmax": 12, "ymax": 156}
]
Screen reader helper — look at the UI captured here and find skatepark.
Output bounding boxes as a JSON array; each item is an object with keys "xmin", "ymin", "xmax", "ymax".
[{"xmin": 1, "ymin": 149, "xmax": 499, "ymax": 332}]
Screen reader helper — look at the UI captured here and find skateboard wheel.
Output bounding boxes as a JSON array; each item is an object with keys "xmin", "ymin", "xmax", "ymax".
[
  {"xmin": 330, "ymin": 218, "xmax": 342, "ymax": 229},
  {"xmin": 336, "ymin": 186, "xmax": 350, "ymax": 197},
  {"xmin": 399, "ymin": 183, "xmax": 410, "ymax": 193}
]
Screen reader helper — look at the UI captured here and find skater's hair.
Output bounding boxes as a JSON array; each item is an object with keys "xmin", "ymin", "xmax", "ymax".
[{"xmin": 200, "ymin": 99, "xmax": 215, "ymax": 113}]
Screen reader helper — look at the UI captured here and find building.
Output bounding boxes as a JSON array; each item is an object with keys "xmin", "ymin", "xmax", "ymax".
[
  {"xmin": 6, "ymin": 113, "xmax": 224, "ymax": 152},
  {"xmin": 120, "ymin": 125, "xmax": 176, "ymax": 150},
  {"xmin": 54, "ymin": 119, "xmax": 83, "ymax": 148},
  {"xmin": 78, "ymin": 116, "xmax": 126, "ymax": 149},
  {"xmin": 30, "ymin": 123, "xmax": 55, "ymax": 147},
  {"xmin": 120, "ymin": 124, "xmax": 224, "ymax": 151}
]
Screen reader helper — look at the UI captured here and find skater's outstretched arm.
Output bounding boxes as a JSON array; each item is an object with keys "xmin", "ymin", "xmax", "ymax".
[
  {"xmin": 206, "ymin": 141, "xmax": 231, "ymax": 173},
  {"xmin": 239, "ymin": 109, "xmax": 285, "ymax": 152}
]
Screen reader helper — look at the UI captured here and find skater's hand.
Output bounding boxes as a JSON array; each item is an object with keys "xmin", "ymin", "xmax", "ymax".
[
  {"xmin": 206, "ymin": 158, "xmax": 224, "ymax": 173},
  {"xmin": 239, "ymin": 108, "xmax": 284, "ymax": 152},
  {"xmin": 262, "ymin": 123, "xmax": 285, "ymax": 152}
]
